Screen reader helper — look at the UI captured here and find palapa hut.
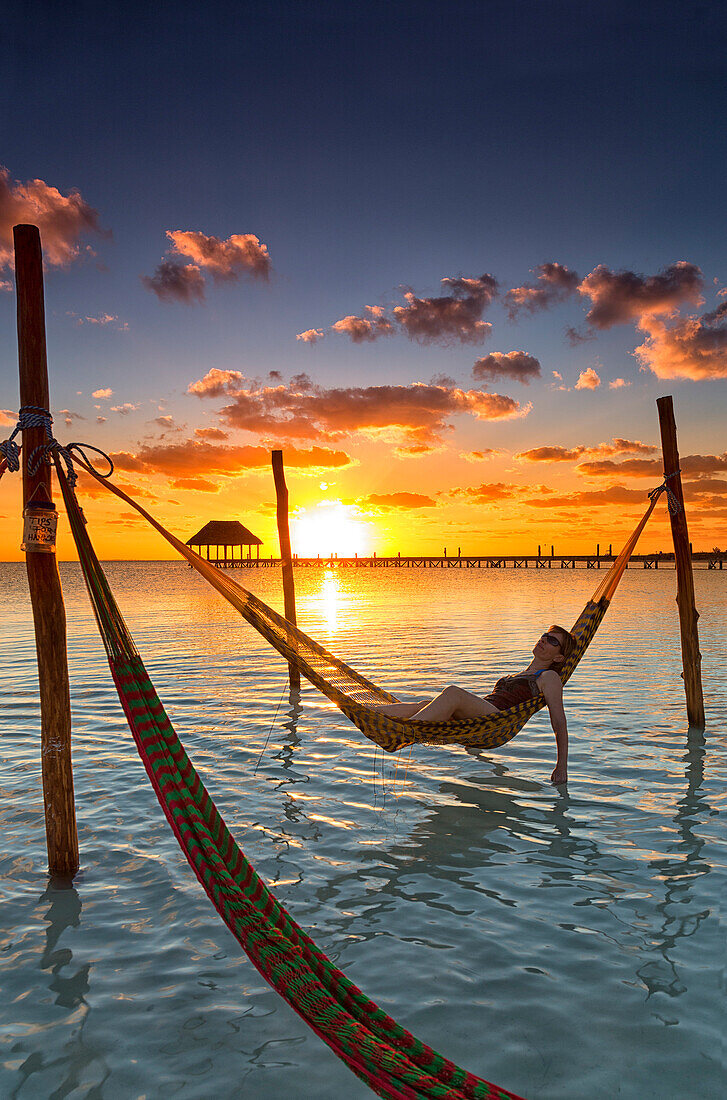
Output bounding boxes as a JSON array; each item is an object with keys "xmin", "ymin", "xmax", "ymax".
[{"xmin": 187, "ymin": 520, "xmax": 263, "ymax": 565}]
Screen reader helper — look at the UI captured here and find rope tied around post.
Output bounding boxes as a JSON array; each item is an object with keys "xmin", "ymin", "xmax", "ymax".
[
  {"xmin": 0, "ymin": 406, "xmax": 114, "ymax": 489},
  {"xmin": 648, "ymin": 469, "xmax": 682, "ymax": 515}
]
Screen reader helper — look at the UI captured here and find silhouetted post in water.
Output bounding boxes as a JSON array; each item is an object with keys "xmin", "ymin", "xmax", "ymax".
[
  {"xmin": 271, "ymin": 450, "xmax": 300, "ymax": 691},
  {"xmin": 657, "ymin": 396, "xmax": 705, "ymax": 728},
  {"xmin": 14, "ymin": 224, "xmax": 79, "ymax": 877}
]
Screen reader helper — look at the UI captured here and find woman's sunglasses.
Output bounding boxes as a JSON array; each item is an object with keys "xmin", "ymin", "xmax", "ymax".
[{"xmin": 540, "ymin": 632, "xmax": 562, "ymax": 647}]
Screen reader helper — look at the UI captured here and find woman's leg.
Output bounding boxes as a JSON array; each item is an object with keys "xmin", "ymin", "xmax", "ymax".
[
  {"xmin": 376, "ymin": 700, "xmax": 430, "ymax": 718},
  {"xmin": 410, "ymin": 685, "xmax": 499, "ymax": 723}
]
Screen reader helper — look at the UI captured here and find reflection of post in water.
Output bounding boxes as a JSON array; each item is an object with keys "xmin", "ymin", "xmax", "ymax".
[
  {"xmin": 39, "ymin": 878, "xmax": 90, "ymax": 1009},
  {"xmin": 281, "ymin": 683, "xmax": 303, "ymax": 747},
  {"xmin": 638, "ymin": 737, "xmax": 712, "ymax": 999}
]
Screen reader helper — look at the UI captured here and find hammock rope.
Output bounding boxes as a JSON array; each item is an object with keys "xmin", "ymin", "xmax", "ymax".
[
  {"xmin": 54, "ymin": 457, "xmax": 523, "ymax": 1100},
  {"xmin": 69, "ymin": 450, "xmax": 665, "ymax": 753}
]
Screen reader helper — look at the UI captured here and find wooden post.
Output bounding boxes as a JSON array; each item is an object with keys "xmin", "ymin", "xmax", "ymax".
[
  {"xmin": 657, "ymin": 395, "xmax": 705, "ymax": 728},
  {"xmin": 271, "ymin": 450, "xmax": 300, "ymax": 690},
  {"xmin": 14, "ymin": 223, "xmax": 79, "ymax": 877}
]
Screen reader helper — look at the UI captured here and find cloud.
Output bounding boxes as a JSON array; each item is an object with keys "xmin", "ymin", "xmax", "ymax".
[
  {"xmin": 187, "ymin": 369, "xmax": 530, "ymax": 446},
  {"xmin": 0, "ymin": 279, "xmax": 12, "ymax": 292},
  {"xmin": 472, "ymin": 351, "xmax": 541, "ymax": 385},
  {"xmin": 575, "ymin": 367, "xmax": 601, "ymax": 389},
  {"xmin": 609, "ymin": 377, "xmax": 631, "ymax": 388},
  {"xmin": 331, "ymin": 306, "xmax": 394, "ymax": 342},
  {"xmin": 0, "ymin": 165, "xmax": 106, "ymax": 272},
  {"xmin": 578, "ymin": 261, "xmax": 704, "ymax": 329},
  {"xmin": 392, "ymin": 274, "xmax": 497, "ymax": 345},
  {"xmin": 1, "ymin": 409, "xmax": 16, "ymax": 427},
  {"xmin": 523, "ymin": 485, "xmax": 647, "ymax": 508},
  {"xmin": 358, "ymin": 492, "xmax": 437, "ymax": 511},
  {"xmin": 194, "ymin": 426, "xmax": 229, "ymax": 440},
  {"xmin": 110, "ymin": 403, "xmax": 139, "ymax": 415},
  {"xmin": 460, "ymin": 448, "xmax": 500, "ymax": 462},
  {"xmin": 296, "ymin": 328, "xmax": 325, "ymax": 344},
  {"xmin": 141, "ymin": 259, "xmax": 205, "ymax": 303},
  {"xmin": 577, "ymin": 453, "xmax": 727, "ymax": 478},
  {"xmin": 171, "ymin": 477, "xmax": 221, "ymax": 492},
  {"xmin": 69, "ymin": 311, "xmax": 128, "ymax": 331},
  {"xmin": 167, "ymin": 230, "xmax": 271, "ymax": 281},
  {"xmin": 92, "ymin": 388, "xmax": 113, "ymax": 399},
  {"xmin": 450, "ymin": 482, "xmax": 521, "ymax": 502},
  {"xmin": 517, "ymin": 438, "xmax": 657, "ymax": 464},
  {"xmin": 504, "ymin": 262, "xmax": 579, "ymax": 320},
  {"xmin": 327, "ymin": 273, "xmax": 498, "ymax": 347},
  {"xmin": 153, "ymin": 415, "xmax": 176, "ymax": 429},
  {"xmin": 58, "ymin": 409, "xmax": 85, "ymax": 427},
  {"xmin": 633, "ymin": 304, "xmax": 727, "ymax": 380},
  {"xmin": 109, "ymin": 440, "xmax": 353, "ymax": 479}
]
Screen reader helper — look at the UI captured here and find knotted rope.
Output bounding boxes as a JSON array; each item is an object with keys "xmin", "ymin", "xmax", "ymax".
[
  {"xmin": 0, "ymin": 406, "xmax": 113, "ymax": 488},
  {"xmin": 648, "ymin": 469, "xmax": 682, "ymax": 515}
]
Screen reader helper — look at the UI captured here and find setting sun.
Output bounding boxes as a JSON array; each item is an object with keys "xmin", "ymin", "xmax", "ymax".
[{"xmin": 291, "ymin": 501, "xmax": 372, "ymax": 558}]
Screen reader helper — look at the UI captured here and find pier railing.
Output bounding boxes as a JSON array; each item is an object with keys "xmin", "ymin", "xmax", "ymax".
[{"xmin": 200, "ymin": 551, "xmax": 726, "ymax": 570}]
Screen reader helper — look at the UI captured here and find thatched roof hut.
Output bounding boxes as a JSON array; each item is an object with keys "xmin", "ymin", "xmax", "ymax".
[{"xmin": 187, "ymin": 520, "xmax": 263, "ymax": 561}]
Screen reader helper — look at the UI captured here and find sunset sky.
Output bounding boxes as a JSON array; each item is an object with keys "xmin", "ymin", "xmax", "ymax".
[{"xmin": 1, "ymin": 1, "xmax": 726, "ymax": 561}]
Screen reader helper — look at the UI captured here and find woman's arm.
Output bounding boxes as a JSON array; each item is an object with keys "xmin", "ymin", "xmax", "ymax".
[{"xmin": 540, "ymin": 671, "xmax": 568, "ymax": 783}]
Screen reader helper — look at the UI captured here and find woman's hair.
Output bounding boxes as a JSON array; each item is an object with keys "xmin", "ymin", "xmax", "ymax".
[{"xmin": 549, "ymin": 625, "xmax": 575, "ymax": 664}]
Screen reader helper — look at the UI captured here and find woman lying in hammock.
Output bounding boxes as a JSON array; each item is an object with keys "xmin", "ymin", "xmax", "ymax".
[{"xmin": 378, "ymin": 625, "xmax": 575, "ymax": 784}]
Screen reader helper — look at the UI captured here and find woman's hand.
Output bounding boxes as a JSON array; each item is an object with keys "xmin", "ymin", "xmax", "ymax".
[{"xmin": 550, "ymin": 763, "xmax": 568, "ymax": 785}]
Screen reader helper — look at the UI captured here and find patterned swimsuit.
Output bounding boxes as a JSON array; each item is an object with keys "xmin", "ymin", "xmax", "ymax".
[{"xmin": 484, "ymin": 668, "xmax": 546, "ymax": 711}]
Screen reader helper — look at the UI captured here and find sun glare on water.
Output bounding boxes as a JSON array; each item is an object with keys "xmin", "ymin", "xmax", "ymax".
[{"xmin": 292, "ymin": 501, "xmax": 372, "ymax": 558}]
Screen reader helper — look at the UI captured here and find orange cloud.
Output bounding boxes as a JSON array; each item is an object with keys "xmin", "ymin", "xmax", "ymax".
[
  {"xmin": 578, "ymin": 453, "xmax": 727, "ymax": 478},
  {"xmin": 1, "ymin": 409, "xmax": 15, "ymax": 427},
  {"xmin": 92, "ymin": 388, "xmax": 113, "ymax": 399},
  {"xmin": 578, "ymin": 261, "xmax": 703, "ymax": 329},
  {"xmin": 0, "ymin": 165, "xmax": 106, "ymax": 271},
  {"xmin": 296, "ymin": 328, "xmax": 325, "ymax": 343},
  {"xmin": 472, "ymin": 351, "xmax": 541, "ymax": 385},
  {"xmin": 171, "ymin": 477, "xmax": 220, "ymax": 492},
  {"xmin": 358, "ymin": 492, "xmax": 437, "ymax": 511},
  {"xmin": 517, "ymin": 438, "xmax": 657, "ymax": 464},
  {"xmin": 523, "ymin": 485, "xmax": 647, "ymax": 508},
  {"xmin": 450, "ymin": 482, "xmax": 521, "ymax": 502},
  {"xmin": 187, "ymin": 370, "xmax": 530, "ymax": 445},
  {"xmin": 460, "ymin": 448, "xmax": 500, "ymax": 462},
  {"xmin": 575, "ymin": 367, "xmax": 601, "ymax": 389},
  {"xmin": 633, "ymin": 303, "xmax": 727, "ymax": 380},
  {"xmin": 504, "ymin": 262, "xmax": 579, "ymax": 319},
  {"xmin": 609, "ymin": 377, "xmax": 631, "ymax": 388},
  {"xmin": 141, "ymin": 260, "xmax": 205, "ymax": 303},
  {"xmin": 110, "ymin": 440, "xmax": 352, "ymax": 479},
  {"xmin": 167, "ymin": 230, "xmax": 271, "ymax": 281},
  {"xmin": 331, "ymin": 306, "xmax": 394, "ymax": 342},
  {"xmin": 194, "ymin": 426, "xmax": 229, "ymax": 440}
]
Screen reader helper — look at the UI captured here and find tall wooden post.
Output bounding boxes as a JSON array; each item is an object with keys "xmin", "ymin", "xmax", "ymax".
[
  {"xmin": 271, "ymin": 450, "xmax": 300, "ymax": 690},
  {"xmin": 657, "ymin": 395, "xmax": 705, "ymax": 728},
  {"xmin": 14, "ymin": 223, "xmax": 79, "ymax": 876}
]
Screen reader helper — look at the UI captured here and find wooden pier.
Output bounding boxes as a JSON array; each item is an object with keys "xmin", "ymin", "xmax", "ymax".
[{"xmin": 200, "ymin": 551, "xmax": 726, "ymax": 570}]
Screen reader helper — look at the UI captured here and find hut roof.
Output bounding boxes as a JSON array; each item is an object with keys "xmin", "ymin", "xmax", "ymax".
[{"xmin": 186, "ymin": 520, "xmax": 263, "ymax": 546}]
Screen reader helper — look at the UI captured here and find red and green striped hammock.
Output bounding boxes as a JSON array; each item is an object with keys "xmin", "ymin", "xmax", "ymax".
[{"xmin": 56, "ymin": 462, "xmax": 524, "ymax": 1099}]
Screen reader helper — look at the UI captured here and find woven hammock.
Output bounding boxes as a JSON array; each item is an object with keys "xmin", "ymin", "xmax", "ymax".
[
  {"xmin": 74, "ymin": 456, "xmax": 662, "ymax": 753},
  {"xmin": 56, "ymin": 461, "xmax": 523, "ymax": 1100}
]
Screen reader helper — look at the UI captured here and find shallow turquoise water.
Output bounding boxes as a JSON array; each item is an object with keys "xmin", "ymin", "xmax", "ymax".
[{"xmin": 1, "ymin": 562, "xmax": 725, "ymax": 1099}]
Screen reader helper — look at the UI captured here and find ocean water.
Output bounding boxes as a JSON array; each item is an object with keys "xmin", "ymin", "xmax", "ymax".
[{"xmin": 1, "ymin": 561, "xmax": 725, "ymax": 1099}]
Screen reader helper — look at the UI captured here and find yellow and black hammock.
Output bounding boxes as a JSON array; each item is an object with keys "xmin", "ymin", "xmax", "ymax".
[{"xmin": 75, "ymin": 457, "xmax": 665, "ymax": 752}]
